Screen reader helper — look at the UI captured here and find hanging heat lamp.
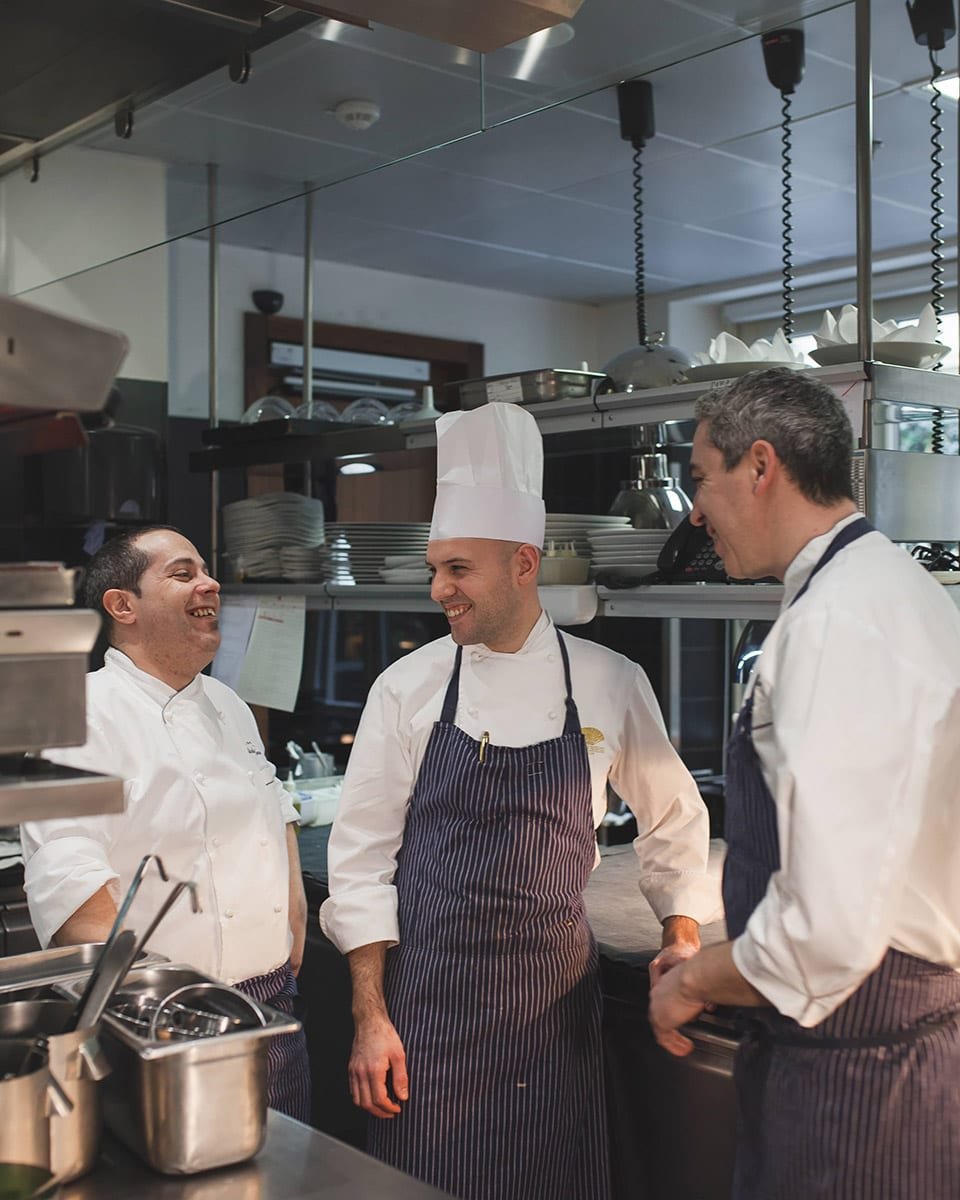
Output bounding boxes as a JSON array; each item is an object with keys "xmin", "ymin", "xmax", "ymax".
[
  {"xmin": 906, "ymin": 0, "xmax": 956, "ymax": 454},
  {"xmin": 761, "ymin": 28, "xmax": 805, "ymax": 345},
  {"xmin": 601, "ymin": 80, "xmax": 693, "ymax": 392}
]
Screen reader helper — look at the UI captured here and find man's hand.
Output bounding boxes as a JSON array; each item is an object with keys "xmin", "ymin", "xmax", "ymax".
[
  {"xmin": 648, "ymin": 959, "xmax": 706, "ymax": 1057},
  {"xmin": 349, "ymin": 1014, "xmax": 409, "ymax": 1119},
  {"xmin": 648, "ymin": 914, "xmax": 700, "ymax": 987}
]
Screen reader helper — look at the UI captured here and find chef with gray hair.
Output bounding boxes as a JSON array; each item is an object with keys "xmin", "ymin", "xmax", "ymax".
[
  {"xmin": 322, "ymin": 401, "xmax": 718, "ymax": 1200},
  {"xmin": 650, "ymin": 367, "xmax": 960, "ymax": 1200}
]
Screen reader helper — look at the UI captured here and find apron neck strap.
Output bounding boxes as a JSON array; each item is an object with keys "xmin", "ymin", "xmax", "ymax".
[
  {"xmin": 556, "ymin": 630, "xmax": 582, "ymax": 736},
  {"xmin": 438, "ymin": 627, "xmax": 582, "ymax": 736},
  {"xmin": 440, "ymin": 645, "xmax": 463, "ymax": 724},
  {"xmin": 790, "ymin": 516, "xmax": 873, "ymax": 609}
]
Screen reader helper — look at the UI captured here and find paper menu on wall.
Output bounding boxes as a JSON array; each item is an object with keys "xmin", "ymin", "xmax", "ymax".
[
  {"xmin": 212, "ymin": 594, "xmax": 305, "ymax": 713},
  {"xmin": 210, "ymin": 595, "xmax": 258, "ymax": 692}
]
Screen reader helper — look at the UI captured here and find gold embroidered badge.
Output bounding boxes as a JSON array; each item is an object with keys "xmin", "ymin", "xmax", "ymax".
[{"xmin": 580, "ymin": 726, "xmax": 604, "ymax": 752}]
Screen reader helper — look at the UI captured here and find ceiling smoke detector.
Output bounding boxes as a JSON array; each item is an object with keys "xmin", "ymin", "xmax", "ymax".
[{"xmin": 333, "ymin": 99, "xmax": 381, "ymax": 131}]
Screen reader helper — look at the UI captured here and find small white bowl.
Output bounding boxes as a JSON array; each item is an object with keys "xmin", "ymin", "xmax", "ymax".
[{"xmin": 538, "ymin": 557, "xmax": 590, "ymax": 585}]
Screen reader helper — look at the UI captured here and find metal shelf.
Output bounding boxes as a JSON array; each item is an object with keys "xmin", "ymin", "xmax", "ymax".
[
  {"xmin": 598, "ymin": 584, "xmax": 784, "ymax": 620},
  {"xmin": 222, "ymin": 582, "xmax": 784, "ymax": 621},
  {"xmin": 190, "ymin": 363, "xmax": 959, "ymax": 471}
]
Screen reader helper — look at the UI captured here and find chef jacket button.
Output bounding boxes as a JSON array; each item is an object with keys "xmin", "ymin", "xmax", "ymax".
[
  {"xmin": 211, "ymin": 836, "xmax": 220, "ymax": 848},
  {"xmin": 224, "ymin": 910, "xmax": 235, "ymax": 919},
  {"xmin": 473, "ymin": 652, "xmax": 484, "ymax": 661},
  {"xmin": 547, "ymin": 653, "xmax": 556, "ymax": 662},
  {"xmin": 468, "ymin": 706, "xmax": 479, "ymax": 717},
  {"xmin": 260, "ymin": 838, "xmax": 268, "ymax": 847},
  {"xmin": 548, "ymin": 709, "xmax": 558, "ymax": 720},
  {"xmin": 194, "ymin": 772, "xmax": 205, "ymax": 785},
  {"xmin": 247, "ymin": 770, "xmax": 255, "ymax": 780},
  {"xmin": 274, "ymin": 904, "xmax": 282, "ymax": 914},
  {"xmin": 226, "ymin": 977, "xmax": 235, "ymax": 985}
]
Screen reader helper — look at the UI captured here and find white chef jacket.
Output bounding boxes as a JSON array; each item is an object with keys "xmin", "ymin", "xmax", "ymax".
[
  {"xmin": 21, "ymin": 648, "xmax": 299, "ymax": 984},
  {"xmin": 320, "ymin": 610, "xmax": 719, "ymax": 954},
  {"xmin": 734, "ymin": 513, "xmax": 960, "ymax": 1027}
]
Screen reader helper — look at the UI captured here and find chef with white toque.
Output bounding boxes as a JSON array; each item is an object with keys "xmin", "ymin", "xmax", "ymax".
[{"xmin": 321, "ymin": 401, "xmax": 717, "ymax": 1200}]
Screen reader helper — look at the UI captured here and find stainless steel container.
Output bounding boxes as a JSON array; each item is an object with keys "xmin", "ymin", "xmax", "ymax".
[
  {"xmin": 0, "ymin": 1039, "xmax": 73, "ymax": 1172},
  {"xmin": 0, "ymin": 1000, "xmax": 108, "ymax": 1182},
  {"xmin": 447, "ymin": 368, "xmax": 605, "ymax": 410},
  {"xmin": 59, "ymin": 964, "xmax": 301, "ymax": 1175}
]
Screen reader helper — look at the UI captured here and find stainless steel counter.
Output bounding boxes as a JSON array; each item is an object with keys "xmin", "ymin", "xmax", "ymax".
[{"xmin": 62, "ymin": 1112, "xmax": 453, "ymax": 1200}]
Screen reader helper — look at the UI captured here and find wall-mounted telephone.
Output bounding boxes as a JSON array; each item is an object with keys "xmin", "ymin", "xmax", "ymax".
[{"xmin": 655, "ymin": 516, "xmax": 727, "ymax": 582}]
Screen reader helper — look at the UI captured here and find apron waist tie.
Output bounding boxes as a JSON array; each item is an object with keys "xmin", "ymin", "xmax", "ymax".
[{"xmin": 744, "ymin": 1006, "xmax": 960, "ymax": 1052}]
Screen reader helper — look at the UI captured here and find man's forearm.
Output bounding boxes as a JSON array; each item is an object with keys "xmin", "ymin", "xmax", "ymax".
[
  {"xmin": 347, "ymin": 942, "xmax": 392, "ymax": 1024},
  {"xmin": 52, "ymin": 885, "xmax": 117, "ymax": 946},
  {"xmin": 680, "ymin": 940, "xmax": 770, "ymax": 1007}
]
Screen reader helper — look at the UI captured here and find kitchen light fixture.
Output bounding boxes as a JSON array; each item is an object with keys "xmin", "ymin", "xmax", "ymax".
[
  {"xmin": 761, "ymin": 27, "xmax": 805, "ymax": 344},
  {"xmin": 338, "ymin": 458, "xmax": 379, "ymax": 475}
]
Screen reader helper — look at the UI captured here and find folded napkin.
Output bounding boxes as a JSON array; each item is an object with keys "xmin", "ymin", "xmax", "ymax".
[
  {"xmin": 694, "ymin": 327, "xmax": 808, "ymax": 366},
  {"xmin": 814, "ymin": 303, "xmax": 940, "ymax": 347}
]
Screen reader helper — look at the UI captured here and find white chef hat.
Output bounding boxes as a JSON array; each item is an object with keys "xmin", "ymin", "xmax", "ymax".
[{"xmin": 429, "ymin": 402, "xmax": 545, "ymax": 547}]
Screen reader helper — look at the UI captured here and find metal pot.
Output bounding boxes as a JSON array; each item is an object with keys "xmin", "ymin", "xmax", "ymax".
[
  {"xmin": 0, "ymin": 1039, "xmax": 73, "ymax": 1173},
  {"xmin": 40, "ymin": 424, "xmax": 165, "ymax": 524},
  {"xmin": 0, "ymin": 1002, "xmax": 107, "ymax": 1182}
]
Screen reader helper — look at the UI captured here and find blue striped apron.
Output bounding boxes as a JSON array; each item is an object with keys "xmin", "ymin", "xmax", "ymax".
[
  {"xmin": 723, "ymin": 517, "xmax": 960, "ymax": 1199},
  {"xmin": 369, "ymin": 630, "xmax": 610, "ymax": 1200},
  {"xmin": 236, "ymin": 960, "xmax": 312, "ymax": 1123}
]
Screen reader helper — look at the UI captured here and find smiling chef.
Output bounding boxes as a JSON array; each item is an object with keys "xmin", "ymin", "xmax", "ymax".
[
  {"xmin": 320, "ymin": 401, "xmax": 719, "ymax": 1200},
  {"xmin": 20, "ymin": 526, "xmax": 311, "ymax": 1121}
]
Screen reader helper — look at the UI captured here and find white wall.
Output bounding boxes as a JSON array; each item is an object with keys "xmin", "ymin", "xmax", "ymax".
[
  {"xmin": 1, "ymin": 147, "xmax": 168, "ymax": 382},
  {"xmin": 168, "ymin": 238, "xmax": 605, "ymax": 420}
]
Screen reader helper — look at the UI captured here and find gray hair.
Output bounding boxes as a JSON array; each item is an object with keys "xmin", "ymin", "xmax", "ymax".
[{"xmin": 694, "ymin": 367, "xmax": 854, "ymax": 504}]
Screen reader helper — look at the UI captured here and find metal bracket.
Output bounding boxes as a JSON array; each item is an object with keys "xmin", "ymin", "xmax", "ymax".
[
  {"xmin": 114, "ymin": 109, "xmax": 134, "ymax": 139},
  {"xmin": 229, "ymin": 47, "xmax": 252, "ymax": 83}
]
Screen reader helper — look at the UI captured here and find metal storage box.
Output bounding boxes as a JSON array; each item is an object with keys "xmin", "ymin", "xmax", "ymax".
[
  {"xmin": 59, "ymin": 963, "xmax": 302, "ymax": 1175},
  {"xmin": 446, "ymin": 368, "xmax": 605, "ymax": 410}
]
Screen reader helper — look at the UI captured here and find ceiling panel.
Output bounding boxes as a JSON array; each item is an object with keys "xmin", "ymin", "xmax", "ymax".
[
  {"xmin": 555, "ymin": 148, "xmax": 823, "ymax": 224},
  {"xmin": 29, "ymin": 0, "xmax": 957, "ymax": 308},
  {"xmin": 182, "ymin": 37, "xmax": 485, "ymax": 164}
]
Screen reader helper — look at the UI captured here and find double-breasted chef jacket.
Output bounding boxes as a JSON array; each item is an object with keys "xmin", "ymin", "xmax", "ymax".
[
  {"xmin": 321, "ymin": 610, "xmax": 720, "ymax": 953},
  {"xmin": 731, "ymin": 514, "xmax": 960, "ymax": 1026},
  {"xmin": 22, "ymin": 647, "xmax": 298, "ymax": 984}
]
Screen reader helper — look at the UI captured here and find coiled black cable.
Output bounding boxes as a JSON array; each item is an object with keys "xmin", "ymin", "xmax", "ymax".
[
  {"xmin": 928, "ymin": 48, "xmax": 946, "ymax": 449},
  {"xmin": 779, "ymin": 91, "xmax": 795, "ymax": 342},
  {"xmin": 631, "ymin": 143, "xmax": 647, "ymax": 346}
]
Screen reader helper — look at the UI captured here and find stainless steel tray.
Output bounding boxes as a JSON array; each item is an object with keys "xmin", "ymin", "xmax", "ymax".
[
  {"xmin": 58, "ymin": 963, "xmax": 301, "ymax": 1174},
  {"xmin": 0, "ymin": 943, "xmax": 163, "ymax": 995},
  {"xmin": 446, "ymin": 368, "xmax": 606, "ymax": 410}
]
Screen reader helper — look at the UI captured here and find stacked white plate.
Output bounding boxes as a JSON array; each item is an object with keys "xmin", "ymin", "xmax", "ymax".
[
  {"xmin": 586, "ymin": 527, "xmax": 671, "ymax": 580},
  {"xmin": 379, "ymin": 553, "xmax": 431, "ymax": 585},
  {"xmin": 326, "ymin": 523, "xmax": 432, "ymax": 584},
  {"xmin": 544, "ymin": 513, "xmax": 631, "ymax": 559},
  {"xmin": 223, "ymin": 493, "xmax": 326, "ymax": 555}
]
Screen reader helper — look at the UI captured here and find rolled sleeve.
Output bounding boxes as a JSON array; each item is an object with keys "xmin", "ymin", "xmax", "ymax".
[
  {"xmin": 21, "ymin": 834, "xmax": 119, "ymax": 947},
  {"xmin": 319, "ymin": 675, "xmax": 414, "ymax": 955},
  {"xmin": 611, "ymin": 665, "xmax": 720, "ymax": 926}
]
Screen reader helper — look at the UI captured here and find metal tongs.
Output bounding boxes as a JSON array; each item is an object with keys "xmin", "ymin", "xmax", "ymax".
[{"xmin": 65, "ymin": 854, "xmax": 202, "ymax": 1033}]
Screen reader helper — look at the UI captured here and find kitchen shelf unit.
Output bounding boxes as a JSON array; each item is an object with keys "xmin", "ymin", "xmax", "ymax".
[
  {"xmin": 209, "ymin": 359, "xmax": 959, "ymax": 622},
  {"xmin": 221, "ymin": 581, "xmax": 791, "ymax": 622},
  {"xmin": 191, "ymin": 361, "xmax": 957, "ymax": 471}
]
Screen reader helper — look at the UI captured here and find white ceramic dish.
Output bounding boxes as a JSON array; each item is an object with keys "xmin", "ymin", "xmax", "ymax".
[
  {"xmin": 809, "ymin": 341, "xmax": 949, "ymax": 370},
  {"xmin": 686, "ymin": 361, "xmax": 802, "ymax": 382}
]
